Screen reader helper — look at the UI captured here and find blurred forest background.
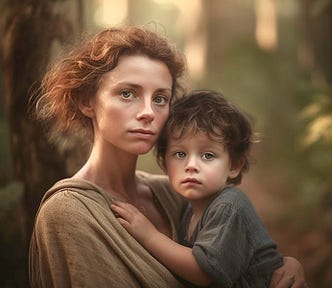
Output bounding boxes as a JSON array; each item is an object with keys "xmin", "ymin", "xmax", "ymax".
[{"xmin": 0, "ymin": 0, "xmax": 331, "ymax": 287}]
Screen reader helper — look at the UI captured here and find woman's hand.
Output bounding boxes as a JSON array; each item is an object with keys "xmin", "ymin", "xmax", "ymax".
[
  {"xmin": 111, "ymin": 201, "xmax": 158, "ymax": 245},
  {"xmin": 269, "ymin": 257, "xmax": 309, "ymax": 288}
]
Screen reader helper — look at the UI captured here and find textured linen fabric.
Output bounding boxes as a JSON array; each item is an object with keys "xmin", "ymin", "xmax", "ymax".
[
  {"xmin": 179, "ymin": 187, "xmax": 283, "ymax": 288},
  {"xmin": 29, "ymin": 171, "xmax": 185, "ymax": 288}
]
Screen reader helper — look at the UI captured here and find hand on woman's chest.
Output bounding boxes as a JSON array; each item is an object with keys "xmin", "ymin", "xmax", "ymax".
[{"xmin": 137, "ymin": 182, "xmax": 172, "ymax": 238}]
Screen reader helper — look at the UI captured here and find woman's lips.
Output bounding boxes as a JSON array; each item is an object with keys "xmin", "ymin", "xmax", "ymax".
[{"xmin": 129, "ymin": 129, "xmax": 155, "ymax": 139}]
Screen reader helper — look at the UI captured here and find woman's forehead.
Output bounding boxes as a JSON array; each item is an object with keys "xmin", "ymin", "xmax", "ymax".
[{"xmin": 100, "ymin": 54, "xmax": 173, "ymax": 89}]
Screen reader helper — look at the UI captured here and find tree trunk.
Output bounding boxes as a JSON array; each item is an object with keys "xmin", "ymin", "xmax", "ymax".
[
  {"xmin": 0, "ymin": 1, "xmax": 85, "ymax": 285},
  {"xmin": 1, "ymin": 0, "xmax": 74, "ymax": 241}
]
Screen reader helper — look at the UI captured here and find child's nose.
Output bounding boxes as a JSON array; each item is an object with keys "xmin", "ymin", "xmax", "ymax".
[{"xmin": 185, "ymin": 156, "xmax": 199, "ymax": 173}]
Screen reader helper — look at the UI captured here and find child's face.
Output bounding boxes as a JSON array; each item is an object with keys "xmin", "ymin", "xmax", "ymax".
[{"xmin": 165, "ymin": 131, "xmax": 240, "ymax": 205}]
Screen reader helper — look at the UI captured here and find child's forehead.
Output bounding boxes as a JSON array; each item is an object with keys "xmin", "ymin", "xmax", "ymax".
[
  {"xmin": 169, "ymin": 122, "xmax": 223, "ymax": 137},
  {"xmin": 168, "ymin": 129, "xmax": 224, "ymax": 145}
]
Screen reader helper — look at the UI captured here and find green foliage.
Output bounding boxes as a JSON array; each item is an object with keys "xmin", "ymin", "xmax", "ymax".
[{"xmin": 295, "ymin": 84, "xmax": 332, "ymax": 227}]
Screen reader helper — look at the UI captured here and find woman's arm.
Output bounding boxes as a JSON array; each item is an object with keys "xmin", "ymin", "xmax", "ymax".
[{"xmin": 111, "ymin": 201, "xmax": 212, "ymax": 286}]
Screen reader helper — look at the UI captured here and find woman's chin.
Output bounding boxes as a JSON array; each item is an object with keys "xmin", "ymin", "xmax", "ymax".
[
  {"xmin": 137, "ymin": 148, "xmax": 153, "ymax": 155},
  {"xmin": 131, "ymin": 144, "xmax": 154, "ymax": 156}
]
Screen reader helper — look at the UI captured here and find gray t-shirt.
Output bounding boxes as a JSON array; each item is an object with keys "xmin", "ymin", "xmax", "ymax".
[{"xmin": 178, "ymin": 187, "xmax": 283, "ymax": 288}]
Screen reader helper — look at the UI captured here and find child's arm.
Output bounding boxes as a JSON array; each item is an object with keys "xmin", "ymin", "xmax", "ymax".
[{"xmin": 110, "ymin": 201, "xmax": 212, "ymax": 287}]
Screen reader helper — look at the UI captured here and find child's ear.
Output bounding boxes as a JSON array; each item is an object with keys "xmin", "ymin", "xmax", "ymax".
[
  {"xmin": 228, "ymin": 158, "xmax": 244, "ymax": 179},
  {"xmin": 229, "ymin": 167, "xmax": 241, "ymax": 179},
  {"xmin": 79, "ymin": 96, "xmax": 95, "ymax": 118}
]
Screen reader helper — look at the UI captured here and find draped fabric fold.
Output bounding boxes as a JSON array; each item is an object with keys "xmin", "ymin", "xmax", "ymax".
[{"xmin": 29, "ymin": 171, "xmax": 185, "ymax": 288}]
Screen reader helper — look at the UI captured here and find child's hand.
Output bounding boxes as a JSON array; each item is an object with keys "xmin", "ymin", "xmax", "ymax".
[{"xmin": 110, "ymin": 202, "xmax": 158, "ymax": 245}]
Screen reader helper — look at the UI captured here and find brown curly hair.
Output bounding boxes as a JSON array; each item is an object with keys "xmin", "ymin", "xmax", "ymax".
[{"xmin": 32, "ymin": 26, "xmax": 187, "ymax": 140}]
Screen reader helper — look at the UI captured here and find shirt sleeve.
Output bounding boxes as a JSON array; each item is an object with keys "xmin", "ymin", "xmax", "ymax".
[{"xmin": 192, "ymin": 201, "xmax": 253, "ymax": 288}]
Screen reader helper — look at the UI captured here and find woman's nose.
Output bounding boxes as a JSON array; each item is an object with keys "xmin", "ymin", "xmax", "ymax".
[{"xmin": 136, "ymin": 98, "xmax": 154, "ymax": 122}]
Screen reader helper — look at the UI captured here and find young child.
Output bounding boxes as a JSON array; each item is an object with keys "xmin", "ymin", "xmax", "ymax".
[{"xmin": 111, "ymin": 90, "xmax": 284, "ymax": 287}]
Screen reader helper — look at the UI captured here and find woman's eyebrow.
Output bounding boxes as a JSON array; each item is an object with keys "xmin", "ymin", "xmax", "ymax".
[
  {"xmin": 116, "ymin": 82, "xmax": 172, "ymax": 93},
  {"xmin": 114, "ymin": 82, "xmax": 142, "ymax": 89},
  {"xmin": 156, "ymin": 87, "xmax": 172, "ymax": 93}
]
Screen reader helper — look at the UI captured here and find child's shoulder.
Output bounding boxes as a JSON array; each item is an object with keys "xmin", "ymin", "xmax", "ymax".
[
  {"xmin": 213, "ymin": 186, "xmax": 255, "ymax": 213},
  {"xmin": 218, "ymin": 186, "xmax": 249, "ymax": 201}
]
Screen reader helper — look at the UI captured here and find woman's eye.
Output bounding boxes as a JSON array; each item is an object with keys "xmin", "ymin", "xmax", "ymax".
[
  {"xmin": 154, "ymin": 95, "xmax": 168, "ymax": 106},
  {"xmin": 202, "ymin": 152, "xmax": 215, "ymax": 160},
  {"xmin": 120, "ymin": 90, "xmax": 133, "ymax": 99},
  {"xmin": 174, "ymin": 151, "xmax": 186, "ymax": 159}
]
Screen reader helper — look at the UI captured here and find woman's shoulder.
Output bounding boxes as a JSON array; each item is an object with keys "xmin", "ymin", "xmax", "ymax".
[
  {"xmin": 136, "ymin": 170, "xmax": 185, "ymax": 230},
  {"xmin": 36, "ymin": 178, "xmax": 111, "ymax": 224},
  {"xmin": 136, "ymin": 170, "xmax": 168, "ymax": 185},
  {"xmin": 135, "ymin": 170, "xmax": 177, "ymax": 201},
  {"xmin": 42, "ymin": 177, "xmax": 110, "ymax": 203}
]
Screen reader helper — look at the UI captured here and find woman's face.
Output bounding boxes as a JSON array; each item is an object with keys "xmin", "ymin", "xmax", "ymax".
[{"xmin": 82, "ymin": 54, "xmax": 173, "ymax": 155}]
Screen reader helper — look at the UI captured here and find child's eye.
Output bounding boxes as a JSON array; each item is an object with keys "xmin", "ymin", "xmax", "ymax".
[
  {"xmin": 120, "ymin": 90, "xmax": 134, "ymax": 99},
  {"xmin": 174, "ymin": 151, "xmax": 186, "ymax": 159},
  {"xmin": 202, "ymin": 152, "xmax": 215, "ymax": 160},
  {"xmin": 154, "ymin": 95, "xmax": 169, "ymax": 106}
]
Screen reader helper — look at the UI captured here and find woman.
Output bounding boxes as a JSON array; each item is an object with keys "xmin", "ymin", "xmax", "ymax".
[{"xmin": 29, "ymin": 26, "xmax": 307, "ymax": 287}]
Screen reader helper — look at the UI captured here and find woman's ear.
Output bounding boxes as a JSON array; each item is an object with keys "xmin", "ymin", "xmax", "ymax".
[{"xmin": 79, "ymin": 96, "xmax": 95, "ymax": 118}]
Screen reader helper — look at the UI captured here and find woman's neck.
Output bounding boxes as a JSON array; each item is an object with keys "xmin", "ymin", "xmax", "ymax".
[{"xmin": 73, "ymin": 143, "xmax": 139, "ymax": 198}]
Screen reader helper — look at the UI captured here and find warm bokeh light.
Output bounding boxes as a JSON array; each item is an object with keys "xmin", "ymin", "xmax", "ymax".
[
  {"xmin": 184, "ymin": 33, "xmax": 206, "ymax": 79},
  {"xmin": 94, "ymin": 0, "xmax": 128, "ymax": 27},
  {"xmin": 175, "ymin": 0, "xmax": 206, "ymax": 79},
  {"xmin": 300, "ymin": 97, "xmax": 332, "ymax": 146},
  {"xmin": 304, "ymin": 115, "xmax": 332, "ymax": 145},
  {"xmin": 255, "ymin": 0, "xmax": 277, "ymax": 51}
]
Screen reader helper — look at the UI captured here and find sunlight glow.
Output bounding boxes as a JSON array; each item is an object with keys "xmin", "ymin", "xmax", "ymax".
[
  {"xmin": 300, "ymin": 97, "xmax": 332, "ymax": 146},
  {"xmin": 175, "ymin": 0, "xmax": 206, "ymax": 79},
  {"xmin": 94, "ymin": 0, "xmax": 206, "ymax": 79},
  {"xmin": 184, "ymin": 34, "xmax": 206, "ymax": 79},
  {"xmin": 255, "ymin": 0, "xmax": 277, "ymax": 51},
  {"xmin": 303, "ymin": 115, "xmax": 332, "ymax": 145},
  {"xmin": 94, "ymin": 0, "xmax": 128, "ymax": 27},
  {"xmin": 152, "ymin": 0, "xmax": 178, "ymax": 4}
]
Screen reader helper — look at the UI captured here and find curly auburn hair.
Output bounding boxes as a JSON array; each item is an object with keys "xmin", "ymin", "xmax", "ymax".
[
  {"xmin": 155, "ymin": 90, "xmax": 254, "ymax": 185},
  {"xmin": 32, "ymin": 26, "xmax": 187, "ymax": 140}
]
